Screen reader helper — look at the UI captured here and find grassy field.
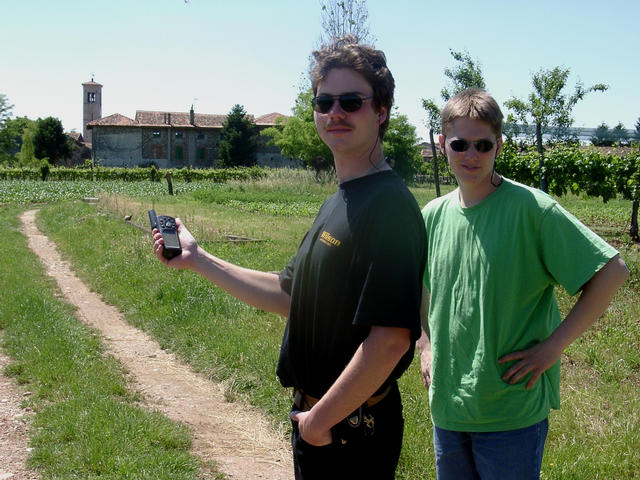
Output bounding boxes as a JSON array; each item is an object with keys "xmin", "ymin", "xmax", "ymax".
[
  {"xmin": 0, "ymin": 204, "xmax": 216, "ymax": 479},
  {"xmin": 1, "ymin": 170, "xmax": 639, "ymax": 478}
]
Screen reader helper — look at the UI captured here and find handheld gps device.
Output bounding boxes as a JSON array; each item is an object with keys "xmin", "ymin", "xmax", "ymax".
[{"xmin": 148, "ymin": 210, "xmax": 182, "ymax": 260}]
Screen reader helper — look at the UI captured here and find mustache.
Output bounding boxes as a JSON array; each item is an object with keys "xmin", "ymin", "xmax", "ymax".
[{"xmin": 326, "ymin": 120, "xmax": 353, "ymax": 129}]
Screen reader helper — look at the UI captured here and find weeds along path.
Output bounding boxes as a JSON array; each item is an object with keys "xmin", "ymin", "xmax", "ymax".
[{"xmin": 20, "ymin": 210, "xmax": 293, "ymax": 480}]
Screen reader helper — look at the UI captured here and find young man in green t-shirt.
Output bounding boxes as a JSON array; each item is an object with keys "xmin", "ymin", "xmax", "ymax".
[{"xmin": 417, "ymin": 88, "xmax": 629, "ymax": 479}]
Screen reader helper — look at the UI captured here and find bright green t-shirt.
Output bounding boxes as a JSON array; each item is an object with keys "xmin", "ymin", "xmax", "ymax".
[{"xmin": 422, "ymin": 178, "xmax": 618, "ymax": 432}]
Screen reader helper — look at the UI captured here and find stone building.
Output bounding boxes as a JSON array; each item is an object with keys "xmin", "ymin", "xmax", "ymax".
[{"xmin": 82, "ymin": 79, "xmax": 298, "ymax": 168}]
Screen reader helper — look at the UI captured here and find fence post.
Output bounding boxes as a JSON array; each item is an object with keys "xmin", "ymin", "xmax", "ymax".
[{"xmin": 166, "ymin": 172, "xmax": 174, "ymax": 195}]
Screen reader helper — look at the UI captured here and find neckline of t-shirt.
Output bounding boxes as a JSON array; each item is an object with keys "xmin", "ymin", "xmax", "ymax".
[
  {"xmin": 455, "ymin": 178, "xmax": 512, "ymax": 214},
  {"xmin": 338, "ymin": 169, "xmax": 394, "ymax": 189}
]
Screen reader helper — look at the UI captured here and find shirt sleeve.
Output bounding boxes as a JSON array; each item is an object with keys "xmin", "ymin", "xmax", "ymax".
[
  {"xmin": 278, "ymin": 256, "xmax": 296, "ymax": 296},
  {"xmin": 540, "ymin": 203, "xmax": 619, "ymax": 296}
]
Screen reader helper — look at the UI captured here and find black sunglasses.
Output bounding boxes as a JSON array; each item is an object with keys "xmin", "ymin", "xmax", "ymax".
[
  {"xmin": 447, "ymin": 138, "xmax": 496, "ymax": 153},
  {"xmin": 312, "ymin": 93, "xmax": 374, "ymax": 114}
]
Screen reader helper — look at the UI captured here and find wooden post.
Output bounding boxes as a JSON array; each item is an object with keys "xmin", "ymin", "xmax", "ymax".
[
  {"xmin": 631, "ymin": 199, "xmax": 639, "ymax": 242},
  {"xmin": 429, "ymin": 129, "xmax": 441, "ymax": 198},
  {"xmin": 166, "ymin": 172, "xmax": 174, "ymax": 196}
]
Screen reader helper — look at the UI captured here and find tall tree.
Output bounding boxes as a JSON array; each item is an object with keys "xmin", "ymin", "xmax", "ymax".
[
  {"xmin": 504, "ymin": 67, "xmax": 608, "ymax": 192},
  {"xmin": 319, "ymin": 0, "xmax": 374, "ymax": 45},
  {"xmin": 33, "ymin": 117, "xmax": 70, "ymax": 164},
  {"xmin": 0, "ymin": 94, "xmax": 13, "ymax": 124},
  {"xmin": 422, "ymin": 49, "xmax": 486, "ymax": 196},
  {"xmin": 218, "ymin": 104, "xmax": 258, "ymax": 168}
]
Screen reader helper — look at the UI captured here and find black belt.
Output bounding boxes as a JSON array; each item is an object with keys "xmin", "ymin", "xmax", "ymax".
[{"xmin": 293, "ymin": 384, "xmax": 392, "ymax": 412}]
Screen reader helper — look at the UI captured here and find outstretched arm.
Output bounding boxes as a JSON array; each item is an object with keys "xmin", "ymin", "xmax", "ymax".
[
  {"xmin": 499, "ymin": 254, "xmax": 629, "ymax": 389},
  {"xmin": 153, "ymin": 218, "xmax": 291, "ymax": 317}
]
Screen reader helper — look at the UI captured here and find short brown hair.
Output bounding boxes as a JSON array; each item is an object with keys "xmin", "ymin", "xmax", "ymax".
[
  {"xmin": 310, "ymin": 35, "xmax": 395, "ymax": 139},
  {"xmin": 441, "ymin": 88, "xmax": 503, "ymax": 137}
]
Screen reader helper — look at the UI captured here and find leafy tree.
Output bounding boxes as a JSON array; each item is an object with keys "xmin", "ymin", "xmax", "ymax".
[
  {"xmin": 611, "ymin": 122, "xmax": 629, "ymax": 146},
  {"xmin": 218, "ymin": 104, "xmax": 258, "ymax": 168},
  {"xmin": 591, "ymin": 122, "xmax": 613, "ymax": 147},
  {"xmin": 0, "ymin": 116, "xmax": 36, "ymax": 164},
  {"xmin": 382, "ymin": 111, "xmax": 423, "ymax": 182},
  {"xmin": 33, "ymin": 117, "xmax": 70, "ymax": 164},
  {"xmin": 504, "ymin": 67, "xmax": 608, "ymax": 192},
  {"xmin": 16, "ymin": 121, "xmax": 39, "ymax": 167},
  {"xmin": 0, "ymin": 93, "xmax": 13, "ymax": 124},
  {"xmin": 319, "ymin": 0, "xmax": 374, "ymax": 45},
  {"xmin": 261, "ymin": 88, "xmax": 333, "ymax": 173},
  {"xmin": 422, "ymin": 49, "xmax": 486, "ymax": 195}
]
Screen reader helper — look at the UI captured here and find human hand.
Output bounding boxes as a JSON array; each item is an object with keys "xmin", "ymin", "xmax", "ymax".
[
  {"xmin": 290, "ymin": 410, "xmax": 332, "ymax": 447},
  {"xmin": 498, "ymin": 338, "xmax": 563, "ymax": 390},
  {"xmin": 420, "ymin": 349, "xmax": 432, "ymax": 388},
  {"xmin": 152, "ymin": 218, "xmax": 198, "ymax": 270}
]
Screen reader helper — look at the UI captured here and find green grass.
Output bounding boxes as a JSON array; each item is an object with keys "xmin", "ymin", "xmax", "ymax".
[
  {"xmin": 0, "ymin": 204, "xmax": 214, "ymax": 479},
  {"xmin": 3, "ymin": 170, "xmax": 639, "ymax": 478}
]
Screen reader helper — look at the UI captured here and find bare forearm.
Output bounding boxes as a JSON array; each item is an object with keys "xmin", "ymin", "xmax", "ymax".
[
  {"xmin": 309, "ymin": 326, "xmax": 410, "ymax": 430},
  {"xmin": 191, "ymin": 246, "xmax": 291, "ymax": 317}
]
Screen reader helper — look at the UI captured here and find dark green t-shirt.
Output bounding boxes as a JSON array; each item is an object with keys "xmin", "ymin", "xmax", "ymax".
[
  {"xmin": 278, "ymin": 170, "xmax": 426, "ymax": 398},
  {"xmin": 422, "ymin": 178, "xmax": 618, "ymax": 432}
]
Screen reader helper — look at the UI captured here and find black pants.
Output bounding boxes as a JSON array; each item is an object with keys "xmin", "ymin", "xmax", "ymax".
[{"xmin": 290, "ymin": 382, "xmax": 404, "ymax": 480}]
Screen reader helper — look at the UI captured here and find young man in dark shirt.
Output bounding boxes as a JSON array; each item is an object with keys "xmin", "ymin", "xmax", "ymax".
[{"xmin": 152, "ymin": 36, "xmax": 426, "ymax": 479}]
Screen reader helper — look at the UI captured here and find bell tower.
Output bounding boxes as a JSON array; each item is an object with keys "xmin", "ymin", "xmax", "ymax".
[{"xmin": 82, "ymin": 77, "xmax": 102, "ymax": 143}]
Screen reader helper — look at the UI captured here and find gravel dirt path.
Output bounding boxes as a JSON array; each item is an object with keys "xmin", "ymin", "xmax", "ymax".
[{"xmin": 11, "ymin": 209, "xmax": 293, "ymax": 479}]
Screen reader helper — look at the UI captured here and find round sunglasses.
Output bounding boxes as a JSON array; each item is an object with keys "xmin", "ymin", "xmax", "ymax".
[
  {"xmin": 446, "ymin": 137, "xmax": 497, "ymax": 153},
  {"xmin": 312, "ymin": 94, "xmax": 374, "ymax": 114}
]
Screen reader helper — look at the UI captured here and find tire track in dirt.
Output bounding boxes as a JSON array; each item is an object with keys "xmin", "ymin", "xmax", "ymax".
[{"xmin": 20, "ymin": 210, "xmax": 293, "ymax": 480}]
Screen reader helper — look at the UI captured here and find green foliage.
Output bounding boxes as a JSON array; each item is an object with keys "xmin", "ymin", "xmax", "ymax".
[
  {"xmin": 613, "ymin": 147, "xmax": 640, "ymax": 202},
  {"xmin": 17, "ymin": 121, "xmax": 39, "ymax": 167},
  {"xmin": 262, "ymin": 88, "xmax": 333, "ymax": 170},
  {"xmin": 0, "ymin": 116, "xmax": 36, "ymax": 164},
  {"xmin": 440, "ymin": 49, "xmax": 486, "ymax": 102},
  {"xmin": 0, "ymin": 93, "xmax": 12, "ymax": 123},
  {"xmin": 505, "ymin": 67, "xmax": 608, "ymax": 143},
  {"xmin": 0, "ymin": 165, "xmax": 265, "ymax": 182},
  {"xmin": 422, "ymin": 49, "xmax": 486, "ymax": 134},
  {"xmin": 218, "ymin": 104, "xmax": 258, "ymax": 168},
  {"xmin": 498, "ymin": 143, "xmax": 621, "ymax": 202},
  {"xmin": 504, "ymin": 66, "xmax": 608, "ymax": 192},
  {"xmin": 383, "ymin": 112, "xmax": 423, "ymax": 182},
  {"xmin": 33, "ymin": 116, "xmax": 71, "ymax": 165},
  {"xmin": 612, "ymin": 122, "xmax": 630, "ymax": 146},
  {"xmin": 592, "ymin": 122, "xmax": 614, "ymax": 146}
]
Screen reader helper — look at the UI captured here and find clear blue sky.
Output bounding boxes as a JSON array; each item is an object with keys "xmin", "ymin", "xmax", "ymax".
[{"xmin": 2, "ymin": 0, "xmax": 638, "ymax": 141}]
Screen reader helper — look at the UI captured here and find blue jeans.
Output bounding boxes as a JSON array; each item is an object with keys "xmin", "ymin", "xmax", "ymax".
[{"xmin": 433, "ymin": 418, "xmax": 549, "ymax": 480}]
